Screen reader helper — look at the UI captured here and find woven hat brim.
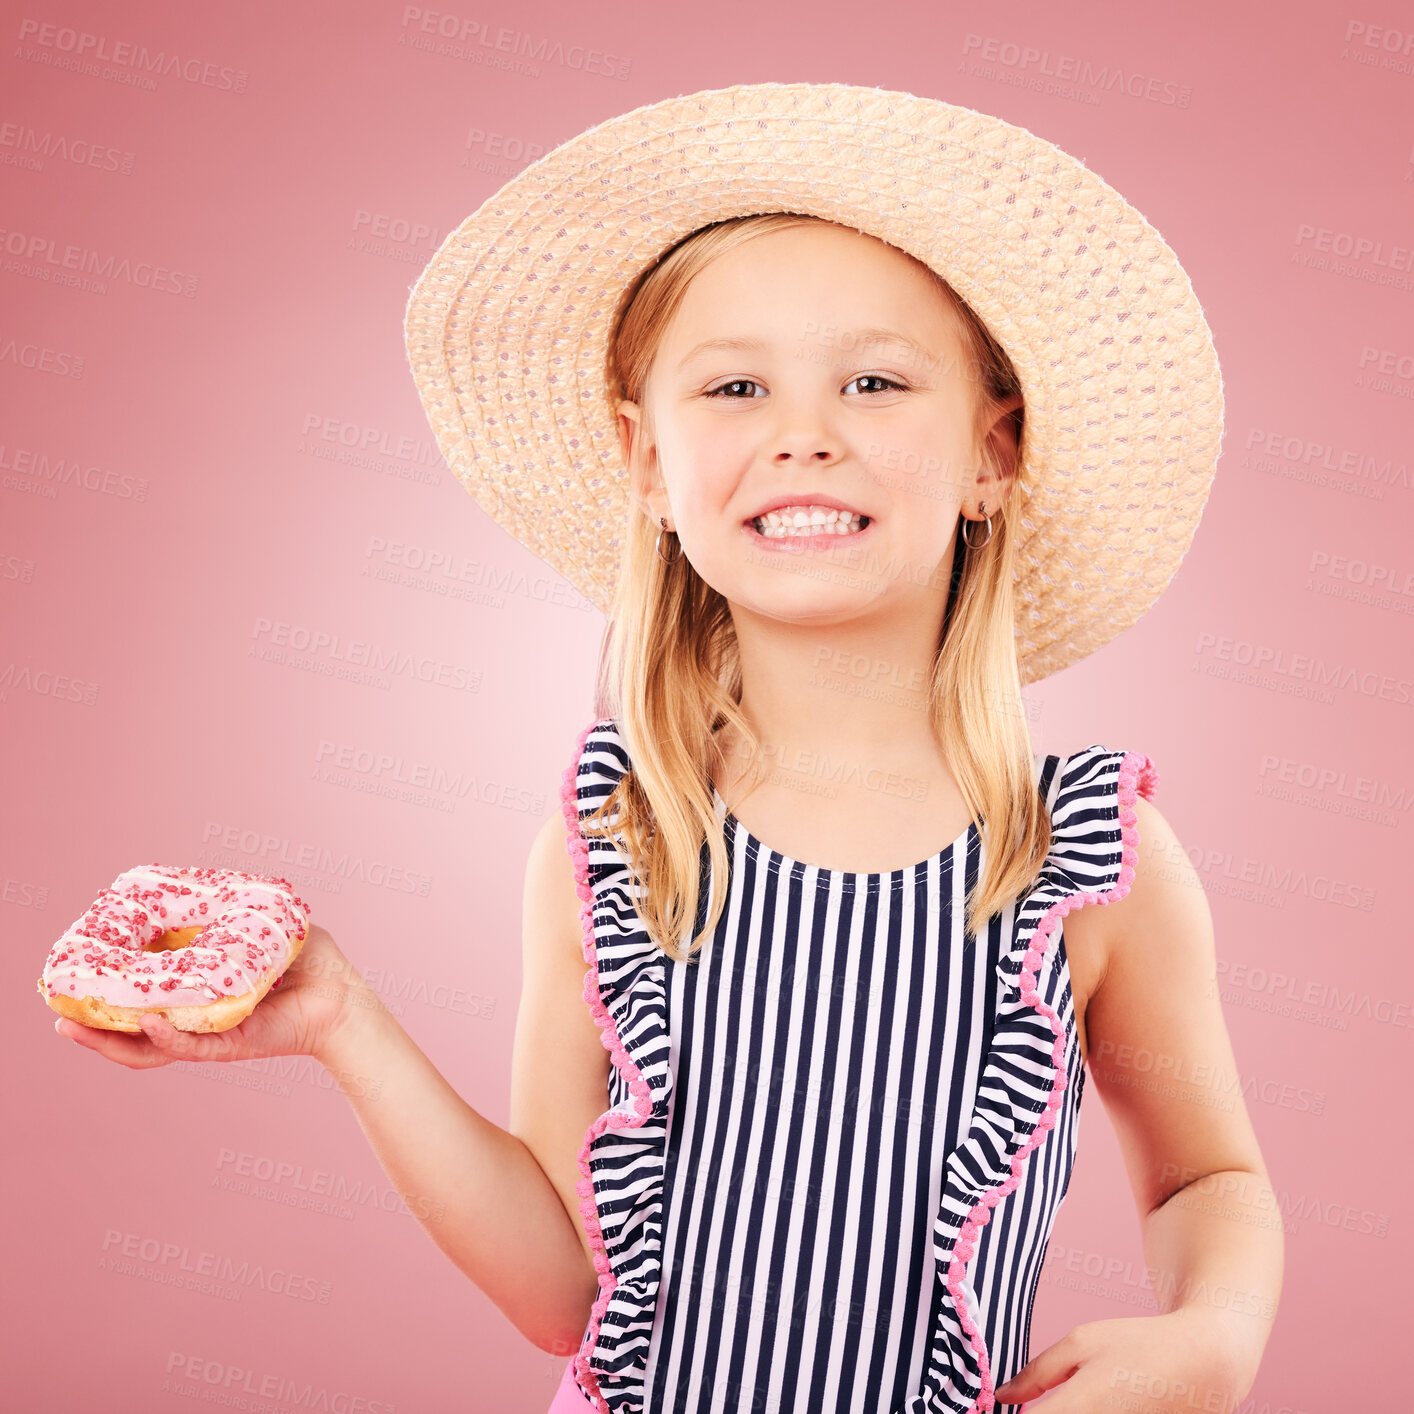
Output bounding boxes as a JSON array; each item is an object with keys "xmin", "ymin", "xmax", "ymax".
[{"xmin": 404, "ymin": 81, "xmax": 1224, "ymax": 684}]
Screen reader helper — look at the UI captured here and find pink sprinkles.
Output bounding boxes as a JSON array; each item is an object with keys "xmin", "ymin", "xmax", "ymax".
[{"xmin": 41, "ymin": 864, "xmax": 311, "ymax": 1008}]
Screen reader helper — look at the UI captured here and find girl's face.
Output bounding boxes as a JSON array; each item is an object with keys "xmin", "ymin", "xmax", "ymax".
[{"xmin": 618, "ymin": 222, "xmax": 1018, "ymax": 624}]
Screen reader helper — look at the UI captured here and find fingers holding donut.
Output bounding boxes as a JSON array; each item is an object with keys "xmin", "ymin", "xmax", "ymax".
[
  {"xmin": 140, "ymin": 1010, "xmax": 250, "ymax": 1062},
  {"xmin": 53, "ymin": 1010, "xmax": 245, "ymax": 1069}
]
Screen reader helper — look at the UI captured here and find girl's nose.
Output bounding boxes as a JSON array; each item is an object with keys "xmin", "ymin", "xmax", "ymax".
[
  {"xmin": 759, "ymin": 382, "xmax": 848, "ymax": 464},
  {"xmin": 771, "ymin": 444, "xmax": 842, "ymax": 465},
  {"xmin": 767, "ymin": 415, "xmax": 844, "ymax": 465}
]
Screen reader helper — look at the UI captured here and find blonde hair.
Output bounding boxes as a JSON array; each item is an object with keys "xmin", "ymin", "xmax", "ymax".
[{"xmin": 585, "ymin": 212, "xmax": 1051, "ymax": 960}]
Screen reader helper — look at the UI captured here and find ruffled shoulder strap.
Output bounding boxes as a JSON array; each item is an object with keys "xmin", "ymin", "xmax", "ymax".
[
  {"xmin": 920, "ymin": 744, "xmax": 1159, "ymax": 1412},
  {"xmin": 999, "ymin": 743, "xmax": 1160, "ymax": 990},
  {"xmin": 1041, "ymin": 744, "xmax": 1159, "ymax": 893},
  {"xmin": 567, "ymin": 716, "xmax": 632, "ymax": 855},
  {"xmin": 558, "ymin": 716, "xmax": 675, "ymax": 1414}
]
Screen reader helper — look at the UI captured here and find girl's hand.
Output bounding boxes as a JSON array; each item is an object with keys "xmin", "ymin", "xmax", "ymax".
[
  {"xmin": 994, "ymin": 1308, "xmax": 1248, "ymax": 1411},
  {"xmin": 51, "ymin": 924, "xmax": 369, "ymax": 1070}
]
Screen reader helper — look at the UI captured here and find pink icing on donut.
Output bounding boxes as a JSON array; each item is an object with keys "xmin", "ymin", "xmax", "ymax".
[{"xmin": 41, "ymin": 864, "xmax": 311, "ymax": 1010}]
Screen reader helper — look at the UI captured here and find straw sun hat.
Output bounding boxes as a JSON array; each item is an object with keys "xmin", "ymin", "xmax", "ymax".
[{"xmin": 404, "ymin": 81, "xmax": 1224, "ymax": 684}]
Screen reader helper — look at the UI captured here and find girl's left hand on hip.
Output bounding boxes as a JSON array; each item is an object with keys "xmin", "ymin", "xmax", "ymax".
[{"xmin": 993, "ymin": 1308, "xmax": 1248, "ymax": 1411}]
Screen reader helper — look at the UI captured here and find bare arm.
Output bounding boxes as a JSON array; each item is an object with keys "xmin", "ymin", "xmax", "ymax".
[
  {"xmin": 995, "ymin": 794, "xmax": 1283, "ymax": 1408},
  {"xmin": 316, "ymin": 972, "xmax": 596, "ymax": 1355},
  {"xmin": 507, "ymin": 806, "xmax": 614, "ymax": 1288},
  {"xmin": 316, "ymin": 803, "xmax": 607, "ymax": 1354},
  {"xmin": 1083, "ymin": 795, "xmax": 1283, "ymax": 1376}
]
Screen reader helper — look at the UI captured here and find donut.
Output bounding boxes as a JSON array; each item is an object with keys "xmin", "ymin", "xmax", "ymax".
[{"xmin": 38, "ymin": 865, "xmax": 311, "ymax": 1034}]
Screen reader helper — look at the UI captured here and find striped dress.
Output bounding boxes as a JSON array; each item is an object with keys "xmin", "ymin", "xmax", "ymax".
[{"xmin": 555, "ymin": 717, "xmax": 1158, "ymax": 1414}]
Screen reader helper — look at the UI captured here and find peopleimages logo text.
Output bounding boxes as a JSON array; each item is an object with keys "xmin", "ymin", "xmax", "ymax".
[{"xmin": 15, "ymin": 19, "xmax": 248, "ymax": 91}]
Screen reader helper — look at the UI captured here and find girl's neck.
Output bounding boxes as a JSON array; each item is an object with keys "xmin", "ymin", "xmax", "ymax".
[
  {"xmin": 722, "ymin": 597, "xmax": 950, "ymax": 772},
  {"xmin": 710, "ymin": 706, "xmax": 972, "ymax": 876}
]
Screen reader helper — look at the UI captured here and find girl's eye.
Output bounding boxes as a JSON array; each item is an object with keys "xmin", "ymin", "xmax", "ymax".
[
  {"xmin": 702, "ymin": 374, "xmax": 907, "ymax": 400},
  {"xmin": 845, "ymin": 374, "xmax": 906, "ymax": 395},
  {"xmin": 703, "ymin": 378, "xmax": 764, "ymax": 400}
]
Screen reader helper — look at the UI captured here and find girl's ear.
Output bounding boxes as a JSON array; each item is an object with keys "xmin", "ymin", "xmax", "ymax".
[
  {"xmin": 618, "ymin": 399, "xmax": 669, "ymax": 524},
  {"xmin": 979, "ymin": 392, "xmax": 1025, "ymax": 497},
  {"xmin": 616, "ymin": 398, "xmax": 642, "ymax": 466}
]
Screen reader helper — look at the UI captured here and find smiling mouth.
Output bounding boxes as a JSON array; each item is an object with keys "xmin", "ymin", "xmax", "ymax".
[{"xmin": 748, "ymin": 506, "xmax": 872, "ymax": 539}]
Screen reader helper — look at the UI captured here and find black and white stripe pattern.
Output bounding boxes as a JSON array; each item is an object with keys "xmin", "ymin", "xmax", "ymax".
[{"xmin": 568, "ymin": 721, "xmax": 1147, "ymax": 1414}]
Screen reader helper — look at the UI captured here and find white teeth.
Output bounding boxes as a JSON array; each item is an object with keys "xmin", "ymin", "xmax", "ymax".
[{"xmin": 752, "ymin": 504, "xmax": 867, "ymax": 538}]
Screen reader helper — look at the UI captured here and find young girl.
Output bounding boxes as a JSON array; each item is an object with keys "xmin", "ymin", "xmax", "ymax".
[{"xmin": 59, "ymin": 84, "xmax": 1280, "ymax": 1413}]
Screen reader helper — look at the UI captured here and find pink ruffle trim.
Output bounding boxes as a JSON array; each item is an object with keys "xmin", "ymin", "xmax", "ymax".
[
  {"xmin": 559, "ymin": 719, "xmax": 657, "ymax": 1414},
  {"xmin": 947, "ymin": 750, "xmax": 1159, "ymax": 1411}
]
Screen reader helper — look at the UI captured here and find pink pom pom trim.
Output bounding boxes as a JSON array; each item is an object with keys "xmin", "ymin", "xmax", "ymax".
[
  {"xmin": 558, "ymin": 719, "xmax": 658, "ymax": 1414},
  {"xmin": 944, "ymin": 749, "xmax": 1157, "ymax": 1411}
]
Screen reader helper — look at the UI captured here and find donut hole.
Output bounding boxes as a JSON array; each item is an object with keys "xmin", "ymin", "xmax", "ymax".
[{"xmin": 144, "ymin": 925, "xmax": 205, "ymax": 953}]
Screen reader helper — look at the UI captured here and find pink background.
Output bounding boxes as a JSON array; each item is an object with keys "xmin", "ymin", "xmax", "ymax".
[{"xmin": 5, "ymin": 0, "xmax": 1411, "ymax": 1408}]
